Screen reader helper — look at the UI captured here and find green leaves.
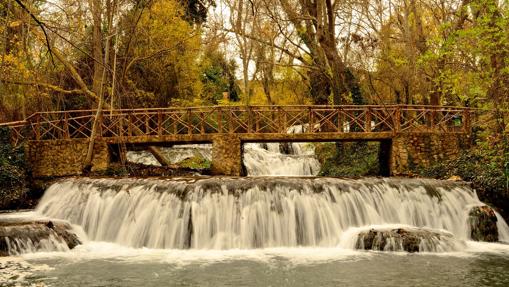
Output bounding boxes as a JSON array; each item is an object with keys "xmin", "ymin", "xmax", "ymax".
[{"xmin": 0, "ymin": 127, "xmax": 28, "ymax": 209}]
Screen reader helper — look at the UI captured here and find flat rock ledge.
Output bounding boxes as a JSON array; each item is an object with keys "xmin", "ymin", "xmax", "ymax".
[
  {"xmin": 469, "ymin": 205, "xmax": 498, "ymax": 242},
  {"xmin": 0, "ymin": 220, "xmax": 81, "ymax": 256},
  {"xmin": 355, "ymin": 228, "xmax": 460, "ymax": 253}
]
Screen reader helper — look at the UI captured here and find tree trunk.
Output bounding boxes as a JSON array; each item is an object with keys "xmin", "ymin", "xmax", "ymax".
[
  {"xmin": 83, "ymin": 0, "xmax": 111, "ymax": 172},
  {"xmin": 89, "ymin": 0, "xmax": 104, "ymax": 97}
]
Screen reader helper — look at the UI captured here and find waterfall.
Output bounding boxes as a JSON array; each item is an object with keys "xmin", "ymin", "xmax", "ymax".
[
  {"xmin": 243, "ymin": 143, "xmax": 320, "ymax": 176},
  {"xmin": 127, "ymin": 144, "xmax": 212, "ymax": 166},
  {"xmin": 36, "ymin": 177, "xmax": 509, "ymax": 251},
  {"xmin": 126, "ymin": 125, "xmax": 321, "ymax": 176},
  {"xmin": 0, "ymin": 213, "xmax": 81, "ymax": 256},
  {"xmin": 126, "ymin": 142, "xmax": 320, "ymax": 176}
]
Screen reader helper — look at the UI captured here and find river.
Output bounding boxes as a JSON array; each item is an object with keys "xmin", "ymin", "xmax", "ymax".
[{"xmin": 2, "ymin": 141, "xmax": 509, "ymax": 286}]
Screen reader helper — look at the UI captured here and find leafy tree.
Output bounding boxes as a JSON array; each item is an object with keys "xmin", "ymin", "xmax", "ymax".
[
  {"xmin": 200, "ymin": 50, "xmax": 240, "ymax": 104},
  {"xmin": 180, "ymin": 0, "xmax": 214, "ymax": 24}
]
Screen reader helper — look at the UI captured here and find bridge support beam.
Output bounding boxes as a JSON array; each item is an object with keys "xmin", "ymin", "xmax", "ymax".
[{"xmin": 211, "ymin": 135, "xmax": 244, "ymax": 176}]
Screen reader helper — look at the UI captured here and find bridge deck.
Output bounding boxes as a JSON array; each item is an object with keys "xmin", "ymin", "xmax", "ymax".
[{"xmin": 1, "ymin": 105, "xmax": 472, "ymax": 145}]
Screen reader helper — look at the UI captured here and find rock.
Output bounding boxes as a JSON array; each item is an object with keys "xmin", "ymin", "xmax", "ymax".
[
  {"xmin": 279, "ymin": 143, "xmax": 294, "ymax": 155},
  {"xmin": 355, "ymin": 227, "xmax": 460, "ymax": 253},
  {"xmin": 0, "ymin": 219, "xmax": 81, "ymax": 256},
  {"xmin": 448, "ymin": 175, "xmax": 463, "ymax": 181},
  {"xmin": 468, "ymin": 205, "xmax": 498, "ymax": 242}
]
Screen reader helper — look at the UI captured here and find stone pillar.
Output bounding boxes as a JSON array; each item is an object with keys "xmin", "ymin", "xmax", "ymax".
[
  {"xmin": 211, "ymin": 134, "xmax": 243, "ymax": 176},
  {"xmin": 27, "ymin": 139, "xmax": 111, "ymax": 177},
  {"xmin": 390, "ymin": 133, "xmax": 468, "ymax": 175}
]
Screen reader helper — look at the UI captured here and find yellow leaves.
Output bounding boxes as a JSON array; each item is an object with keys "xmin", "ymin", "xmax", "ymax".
[
  {"xmin": 128, "ymin": 0, "xmax": 203, "ymax": 104},
  {"xmin": 0, "ymin": 53, "xmax": 32, "ymax": 80},
  {"xmin": 8, "ymin": 20, "xmax": 22, "ymax": 28}
]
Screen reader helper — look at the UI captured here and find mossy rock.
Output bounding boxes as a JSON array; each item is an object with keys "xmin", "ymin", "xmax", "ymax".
[
  {"xmin": 177, "ymin": 155, "xmax": 211, "ymax": 170},
  {"xmin": 468, "ymin": 205, "xmax": 498, "ymax": 242},
  {"xmin": 0, "ymin": 220, "xmax": 81, "ymax": 256},
  {"xmin": 355, "ymin": 227, "xmax": 457, "ymax": 253}
]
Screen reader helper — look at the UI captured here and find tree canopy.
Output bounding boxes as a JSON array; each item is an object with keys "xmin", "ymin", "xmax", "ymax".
[{"xmin": 0, "ymin": 0, "xmax": 508, "ymax": 131}]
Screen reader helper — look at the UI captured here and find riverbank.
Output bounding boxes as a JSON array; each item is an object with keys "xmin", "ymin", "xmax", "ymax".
[
  {"xmin": 314, "ymin": 142, "xmax": 509, "ymax": 223},
  {"xmin": 412, "ymin": 147, "xmax": 509, "ymax": 223}
]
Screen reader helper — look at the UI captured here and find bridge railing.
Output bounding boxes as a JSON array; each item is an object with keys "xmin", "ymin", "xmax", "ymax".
[{"xmin": 0, "ymin": 105, "xmax": 473, "ymax": 145}]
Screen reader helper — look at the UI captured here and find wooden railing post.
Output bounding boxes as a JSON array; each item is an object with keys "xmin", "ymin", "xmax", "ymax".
[
  {"xmin": 279, "ymin": 107, "xmax": 287, "ymax": 133},
  {"xmin": 128, "ymin": 112, "xmax": 133, "ymax": 137},
  {"xmin": 145, "ymin": 110, "xmax": 150, "ymax": 135},
  {"xmin": 217, "ymin": 108, "xmax": 223, "ymax": 133},
  {"xmin": 157, "ymin": 111, "xmax": 162, "ymax": 136},
  {"xmin": 200, "ymin": 111, "xmax": 205, "ymax": 134},
  {"xmin": 394, "ymin": 106, "xmax": 401, "ymax": 133},
  {"xmin": 172, "ymin": 112, "xmax": 177, "ymax": 135},
  {"xmin": 277, "ymin": 106, "xmax": 283, "ymax": 133},
  {"xmin": 255, "ymin": 108, "xmax": 260, "ymax": 133},
  {"xmin": 35, "ymin": 114, "xmax": 40, "ymax": 140},
  {"xmin": 97, "ymin": 111, "xmax": 103, "ymax": 139},
  {"xmin": 308, "ymin": 107, "xmax": 314, "ymax": 133},
  {"xmin": 463, "ymin": 108, "xmax": 471, "ymax": 133},
  {"xmin": 247, "ymin": 106, "xmax": 252, "ymax": 133},
  {"xmin": 365, "ymin": 107, "xmax": 372, "ymax": 132},
  {"xmin": 337, "ymin": 107, "xmax": 342, "ymax": 132},
  {"xmin": 430, "ymin": 108, "xmax": 436, "ymax": 129},
  {"xmin": 118, "ymin": 112, "xmax": 125, "ymax": 139},
  {"xmin": 187, "ymin": 109, "xmax": 192, "ymax": 135},
  {"xmin": 228, "ymin": 109, "xmax": 233, "ymax": 133},
  {"xmin": 63, "ymin": 112, "xmax": 70, "ymax": 139}
]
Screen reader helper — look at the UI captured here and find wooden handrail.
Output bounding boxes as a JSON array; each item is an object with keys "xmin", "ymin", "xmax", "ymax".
[
  {"xmin": 0, "ymin": 104, "xmax": 474, "ymax": 120},
  {"xmin": 0, "ymin": 105, "xmax": 488, "ymax": 145}
]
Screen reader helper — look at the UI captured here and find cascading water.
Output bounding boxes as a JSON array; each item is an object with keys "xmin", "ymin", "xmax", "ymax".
[
  {"xmin": 243, "ymin": 125, "xmax": 321, "ymax": 176},
  {"xmin": 126, "ymin": 125, "xmax": 321, "ymax": 176},
  {"xmin": 126, "ymin": 143, "xmax": 320, "ymax": 176},
  {"xmin": 5, "ymin": 129, "xmax": 509, "ymax": 286},
  {"xmin": 243, "ymin": 142, "xmax": 320, "ymax": 176},
  {"xmin": 35, "ymin": 177, "xmax": 509, "ymax": 252},
  {"xmin": 127, "ymin": 144, "xmax": 212, "ymax": 166}
]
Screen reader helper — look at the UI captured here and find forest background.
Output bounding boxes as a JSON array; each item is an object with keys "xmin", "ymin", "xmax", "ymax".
[{"xmin": 1, "ymin": 0, "xmax": 509, "ymax": 214}]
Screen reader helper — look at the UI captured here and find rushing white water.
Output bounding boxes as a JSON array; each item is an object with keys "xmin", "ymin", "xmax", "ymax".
[
  {"xmin": 338, "ymin": 224, "xmax": 467, "ymax": 252},
  {"xmin": 5, "ymin": 233, "xmax": 71, "ymax": 256},
  {"xmin": 243, "ymin": 143, "xmax": 320, "ymax": 176},
  {"xmin": 127, "ymin": 144, "xmax": 212, "ymax": 166},
  {"xmin": 35, "ymin": 177, "xmax": 509, "ymax": 251},
  {"xmin": 126, "ymin": 143, "xmax": 320, "ymax": 176},
  {"xmin": 126, "ymin": 125, "xmax": 321, "ymax": 176},
  {"xmin": 243, "ymin": 125, "xmax": 321, "ymax": 176}
]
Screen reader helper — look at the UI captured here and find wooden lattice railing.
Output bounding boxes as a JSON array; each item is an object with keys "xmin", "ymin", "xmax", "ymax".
[{"xmin": 0, "ymin": 105, "xmax": 473, "ymax": 145}]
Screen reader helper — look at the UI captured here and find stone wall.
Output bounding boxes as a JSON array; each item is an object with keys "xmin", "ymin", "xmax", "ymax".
[
  {"xmin": 211, "ymin": 135, "xmax": 243, "ymax": 176},
  {"xmin": 27, "ymin": 139, "xmax": 110, "ymax": 177},
  {"xmin": 390, "ymin": 133, "xmax": 469, "ymax": 175}
]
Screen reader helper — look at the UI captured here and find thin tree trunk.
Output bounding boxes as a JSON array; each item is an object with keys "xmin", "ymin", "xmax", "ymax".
[
  {"xmin": 89, "ymin": 0, "xmax": 104, "ymax": 97},
  {"xmin": 83, "ymin": 0, "xmax": 113, "ymax": 172}
]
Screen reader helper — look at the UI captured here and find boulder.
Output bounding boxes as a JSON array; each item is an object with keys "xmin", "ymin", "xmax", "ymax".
[
  {"xmin": 0, "ymin": 220, "xmax": 81, "ymax": 256},
  {"xmin": 448, "ymin": 175, "xmax": 463, "ymax": 181},
  {"xmin": 355, "ymin": 227, "xmax": 459, "ymax": 253},
  {"xmin": 468, "ymin": 205, "xmax": 498, "ymax": 242}
]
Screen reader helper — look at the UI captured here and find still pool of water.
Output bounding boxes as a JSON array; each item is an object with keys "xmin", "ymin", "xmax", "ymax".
[{"xmin": 4, "ymin": 243, "xmax": 509, "ymax": 287}]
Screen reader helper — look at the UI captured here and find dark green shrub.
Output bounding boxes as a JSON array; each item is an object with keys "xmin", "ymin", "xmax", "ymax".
[
  {"xmin": 0, "ymin": 127, "xmax": 29, "ymax": 209},
  {"xmin": 417, "ymin": 141, "xmax": 509, "ymax": 222},
  {"xmin": 316, "ymin": 142, "xmax": 380, "ymax": 177}
]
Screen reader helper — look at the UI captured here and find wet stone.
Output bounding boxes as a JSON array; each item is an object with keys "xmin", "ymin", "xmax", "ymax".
[
  {"xmin": 0, "ymin": 219, "xmax": 81, "ymax": 256},
  {"xmin": 469, "ymin": 205, "xmax": 499, "ymax": 242},
  {"xmin": 355, "ymin": 227, "xmax": 458, "ymax": 253}
]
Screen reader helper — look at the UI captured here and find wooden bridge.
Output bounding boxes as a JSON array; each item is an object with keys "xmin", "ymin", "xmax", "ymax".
[{"xmin": 0, "ymin": 105, "xmax": 474, "ymax": 177}]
